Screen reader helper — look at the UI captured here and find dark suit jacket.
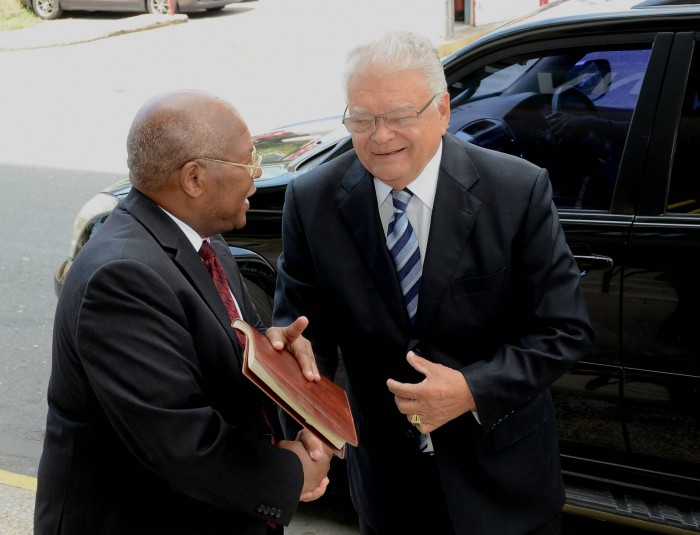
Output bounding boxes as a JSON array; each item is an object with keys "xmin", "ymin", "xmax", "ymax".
[
  {"xmin": 273, "ymin": 134, "xmax": 594, "ymax": 534},
  {"xmin": 35, "ymin": 188, "xmax": 303, "ymax": 535}
]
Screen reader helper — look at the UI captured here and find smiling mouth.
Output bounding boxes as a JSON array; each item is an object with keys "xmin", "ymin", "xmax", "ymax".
[{"xmin": 375, "ymin": 148, "xmax": 405, "ymax": 156}]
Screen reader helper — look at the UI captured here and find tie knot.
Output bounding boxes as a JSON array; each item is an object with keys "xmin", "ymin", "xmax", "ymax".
[
  {"xmin": 199, "ymin": 240, "xmax": 216, "ymax": 261},
  {"xmin": 391, "ymin": 189, "xmax": 413, "ymax": 211}
]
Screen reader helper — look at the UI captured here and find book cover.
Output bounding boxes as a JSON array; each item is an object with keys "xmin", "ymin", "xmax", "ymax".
[{"xmin": 232, "ymin": 319, "xmax": 358, "ymax": 458}]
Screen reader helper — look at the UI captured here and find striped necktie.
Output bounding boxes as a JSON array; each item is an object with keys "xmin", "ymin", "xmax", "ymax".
[
  {"xmin": 387, "ymin": 189, "xmax": 421, "ymax": 324},
  {"xmin": 387, "ymin": 190, "xmax": 433, "ymax": 453}
]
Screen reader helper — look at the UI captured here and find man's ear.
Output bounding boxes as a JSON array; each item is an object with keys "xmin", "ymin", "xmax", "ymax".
[
  {"xmin": 438, "ymin": 92, "xmax": 451, "ymax": 134},
  {"xmin": 180, "ymin": 160, "xmax": 203, "ymax": 199}
]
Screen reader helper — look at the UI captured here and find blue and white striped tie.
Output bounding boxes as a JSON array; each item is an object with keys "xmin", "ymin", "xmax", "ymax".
[
  {"xmin": 387, "ymin": 189, "xmax": 421, "ymax": 324},
  {"xmin": 387, "ymin": 189, "xmax": 432, "ymax": 453}
]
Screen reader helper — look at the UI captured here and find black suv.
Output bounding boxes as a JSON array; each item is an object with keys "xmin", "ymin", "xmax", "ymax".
[{"xmin": 55, "ymin": 0, "xmax": 700, "ymax": 531}]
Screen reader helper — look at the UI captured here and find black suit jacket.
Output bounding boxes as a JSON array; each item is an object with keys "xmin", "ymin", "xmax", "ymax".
[
  {"xmin": 35, "ymin": 188, "xmax": 303, "ymax": 534},
  {"xmin": 274, "ymin": 134, "xmax": 594, "ymax": 534}
]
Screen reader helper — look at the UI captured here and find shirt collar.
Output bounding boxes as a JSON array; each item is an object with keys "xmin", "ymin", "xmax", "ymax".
[{"xmin": 159, "ymin": 207, "xmax": 206, "ymax": 251}]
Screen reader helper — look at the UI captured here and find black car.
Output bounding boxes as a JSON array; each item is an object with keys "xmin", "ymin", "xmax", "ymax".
[
  {"xmin": 55, "ymin": 0, "xmax": 700, "ymax": 531},
  {"xmin": 22, "ymin": 0, "xmax": 241, "ymax": 21}
]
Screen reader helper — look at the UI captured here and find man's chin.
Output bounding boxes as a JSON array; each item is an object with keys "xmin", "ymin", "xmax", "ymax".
[{"xmin": 221, "ymin": 218, "xmax": 245, "ymax": 234}]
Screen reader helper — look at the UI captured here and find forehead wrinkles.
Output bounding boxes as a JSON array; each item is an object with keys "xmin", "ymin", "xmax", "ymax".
[
  {"xmin": 347, "ymin": 71, "xmax": 429, "ymax": 113},
  {"xmin": 350, "ymin": 101, "xmax": 418, "ymax": 115}
]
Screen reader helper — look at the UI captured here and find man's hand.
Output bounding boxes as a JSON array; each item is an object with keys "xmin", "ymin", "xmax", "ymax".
[
  {"xmin": 265, "ymin": 316, "xmax": 320, "ymax": 382},
  {"xmin": 295, "ymin": 428, "xmax": 333, "ymax": 462},
  {"xmin": 386, "ymin": 351, "xmax": 475, "ymax": 433}
]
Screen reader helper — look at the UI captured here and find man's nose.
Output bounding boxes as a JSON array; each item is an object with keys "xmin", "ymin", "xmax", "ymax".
[{"xmin": 371, "ymin": 117, "xmax": 396, "ymax": 141}]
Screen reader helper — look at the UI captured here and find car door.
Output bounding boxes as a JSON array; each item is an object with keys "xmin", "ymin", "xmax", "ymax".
[
  {"xmin": 443, "ymin": 28, "xmax": 661, "ymax": 477},
  {"xmin": 617, "ymin": 31, "xmax": 700, "ymax": 504}
]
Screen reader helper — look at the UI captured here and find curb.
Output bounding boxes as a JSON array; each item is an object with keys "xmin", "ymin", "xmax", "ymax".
[
  {"xmin": 0, "ymin": 13, "xmax": 188, "ymax": 52},
  {"xmin": 0, "ymin": 469, "xmax": 36, "ymax": 492}
]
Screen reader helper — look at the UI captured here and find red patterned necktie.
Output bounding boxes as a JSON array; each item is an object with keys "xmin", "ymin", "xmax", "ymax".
[
  {"xmin": 200, "ymin": 240, "xmax": 277, "ymax": 438},
  {"xmin": 199, "ymin": 241, "xmax": 278, "ymax": 509},
  {"xmin": 198, "ymin": 240, "xmax": 247, "ymax": 347}
]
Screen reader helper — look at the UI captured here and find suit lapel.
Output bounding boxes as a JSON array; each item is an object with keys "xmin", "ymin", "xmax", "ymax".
[
  {"xmin": 417, "ymin": 136, "xmax": 482, "ymax": 332},
  {"xmin": 123, "ymin": 189, "xmax": 241, "ymax": 351},
  {"xmin": 336, "ymin": 138, "xmax": 483, "ymax": 333},
  {"xmin": 177, "ymin": 239, "xmax": 242, "ymax": 347},
  {"xmin": 337, "ymin": 160, "xmax": 407, "ymax": 324}
]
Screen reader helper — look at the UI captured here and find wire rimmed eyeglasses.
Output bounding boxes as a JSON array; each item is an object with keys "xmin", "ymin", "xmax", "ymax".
[
  {"xmin": 342, "ymin": 94, "xmax": 438, "ymax": 134},
  {"xmin": 196, "ymin": 150, "xmax": 263, "ymax": 179}
]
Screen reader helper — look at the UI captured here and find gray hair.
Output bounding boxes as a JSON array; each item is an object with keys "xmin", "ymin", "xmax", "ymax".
[
  {"xmin": 343, "ymin": 30, "xmax": 447, "ymax": 100},
  {"xmin": 126, "ymin": 90, "xmax": 227, "ymax": 191}
]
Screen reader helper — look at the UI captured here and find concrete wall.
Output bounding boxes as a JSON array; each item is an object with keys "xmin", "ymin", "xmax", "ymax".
[
  {"xmin": 419, "ymin": 0, "xmax": 550, "ymax": 38},
  {"xmin": 381, "ymin": 0, "xmax": 542, "ymax": 40}
]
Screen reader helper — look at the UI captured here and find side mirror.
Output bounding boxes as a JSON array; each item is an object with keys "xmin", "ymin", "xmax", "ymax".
[{"xmin": 565, "ymin": 58, "xmax": 612, "ymax": 101}]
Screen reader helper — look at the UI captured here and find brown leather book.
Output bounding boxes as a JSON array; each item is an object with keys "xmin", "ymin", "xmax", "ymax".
[{"xmin": 232, "ymin": 319, "xmax": 358, "ymax": 458}]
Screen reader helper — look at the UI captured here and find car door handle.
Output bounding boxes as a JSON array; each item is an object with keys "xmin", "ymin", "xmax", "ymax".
[{"xmin": 574, "ymin": 254, "xmax": 613, "ymax": 277}]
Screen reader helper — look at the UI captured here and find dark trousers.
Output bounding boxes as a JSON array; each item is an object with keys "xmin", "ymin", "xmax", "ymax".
[
  {"xmin": 528, "ymin": 511, "xmax": 562, "ymax": 535},
  {"xmin": 361, "ymin": 511, "xmax": 561, "ymax": 535},
  {"xmin": 357, "ymin": 452, "xmax": 561, "ymax": 535},
  {"xmin": 359, "ymin": 453, "xmax": 455, "ymax": 535}
]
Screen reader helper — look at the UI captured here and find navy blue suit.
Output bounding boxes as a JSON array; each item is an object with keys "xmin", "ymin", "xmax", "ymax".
[{"xmin": 273, "ymin": 134, "xmax": 594, "ymax": 534}]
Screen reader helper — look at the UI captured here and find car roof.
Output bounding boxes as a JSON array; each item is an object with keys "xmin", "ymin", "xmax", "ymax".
[
  {"xmin": 634, "ymin": 0, "xmax": 700, "ymax": 5},
  {"xmin": 506, "ymin": 0, "xmax": 700, "ymax": 30}
]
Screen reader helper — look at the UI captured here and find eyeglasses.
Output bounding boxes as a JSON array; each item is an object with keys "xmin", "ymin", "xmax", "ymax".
[
  {"xmin": 196, "ymin": 150, "xmax": 263, "ymax": 179},
  {"xmin": 342, "ymin": 94, "xmax": 438, "ymax": 134}
]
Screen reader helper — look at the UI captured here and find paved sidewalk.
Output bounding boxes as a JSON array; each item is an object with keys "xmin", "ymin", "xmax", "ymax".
[
  {"xmin": 0, "ymin": 468, "xmax": 360, "ymax": 535},
  {"xmin": 0, "ymin": 471, "xmax": 35, "ymax": 535}
]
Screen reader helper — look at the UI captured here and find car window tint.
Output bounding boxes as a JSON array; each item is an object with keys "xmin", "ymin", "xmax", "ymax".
[
  {"xmin": 473, "ymin": 59, "xmax": 539, "ymax": 97},
  {"xmin": 581, "ymin": 50, "xmax": 647, "ymax": 111},
  {"xmin": 667, "ymin": 47, "xmax": 700, "ymax": 214},
  {"xmin": 448, "ymin": 45, "xmax": 652, "ymax": 212}
]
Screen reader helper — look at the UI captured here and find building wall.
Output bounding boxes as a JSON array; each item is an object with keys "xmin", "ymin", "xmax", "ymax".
[
  {"xmin": 388, "ymin": 0, "xmax": 541, "ymax": 40},
  {"xmin": 330, "ymin": 0, "xmax": 548, "ymax": 43},
  {"xmin": 471, "ymin": 0, "xmax": 546, "ymax": 25}
]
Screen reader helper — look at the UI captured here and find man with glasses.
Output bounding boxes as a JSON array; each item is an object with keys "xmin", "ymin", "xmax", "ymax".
[
  {"xmin": 273, "ymin": 31, "xmax": 593, "ymax": 534},
  {"xmin": 35, "ymin": 89, "xmax": 332, "ymax": 535}
]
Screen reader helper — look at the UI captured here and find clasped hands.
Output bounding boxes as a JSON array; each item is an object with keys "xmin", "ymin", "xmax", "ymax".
[
  {"xmin": 264, "ymin": 316, "xmax": 333, "ymax": 502},
  {"xmin": 277, "ymin": 430, "xmax": 333, "ymax": 502},
  {"xmin": 386, "ymin": 351, "xmax": 475, "ymax": 434}
]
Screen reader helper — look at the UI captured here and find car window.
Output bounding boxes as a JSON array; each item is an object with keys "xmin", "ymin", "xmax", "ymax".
[
  {"xmin": 667, "ymin": 47, "xmax": 700, "ymax": 214},
  {"xmin": 448, "ymin": 45, "xmax": 652, "ymax": 211},
  {"xmin": 581, "ymin": 50, "xmax": 646, "ymax": 111},
  {"xmin": 471, "ymin": 59, "xmax": 539, "ymax": 98}
]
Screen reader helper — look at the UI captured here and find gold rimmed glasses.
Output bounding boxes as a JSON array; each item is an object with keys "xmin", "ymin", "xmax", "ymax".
[{"xmin": 196, "ymin": 150, "xmax": 263, "ymax": 179}]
